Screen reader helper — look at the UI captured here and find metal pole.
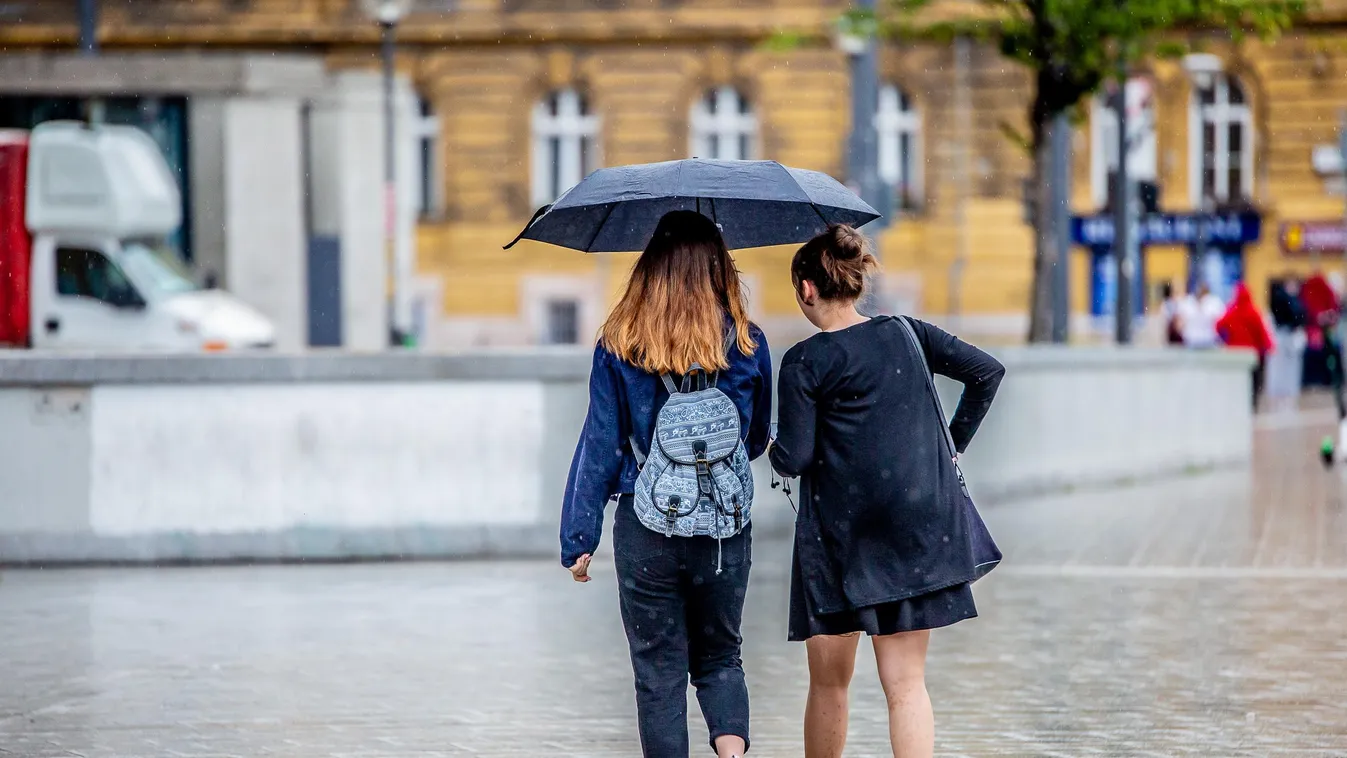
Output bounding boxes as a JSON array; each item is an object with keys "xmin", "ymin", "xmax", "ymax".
[
  {"xmin": 382, "ymin": 20, "xmax": 407, "ymax": 347},
  {"xmin": 1051, "ymin": 111, "xmax": 1071, "ymax": 343},
  {"xmin": 78, "ymin": 0, "xmax": 104, "ymax": 124},
  {"xmin": 847, "ymin": 0, "xmax": 887, "ymax": 240},
  {"xmin": 1113, "ymin": 76, "xmax": 1133, "ymax": 344},
  {"xmin": 78, "ymin": 0, "xmax": 98, "ymax": 55},
  {"xmin": 949, "ymin": 35, "xmax": 971, "ymax": 325}
]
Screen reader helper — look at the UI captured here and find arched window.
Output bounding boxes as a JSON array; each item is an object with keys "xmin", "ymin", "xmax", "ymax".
[
  {"xmin": 690, "ymin": 87, "xmax": 757, "ymax": 161},
  {"xmin": 1090, "ymin": 78, "xmax": 1157, "ymax": 210},
  {"xmin": 1190, "ymin": 73, "xmax": 1253, "ymax": 208},
  {"xmin": 875, "ymin": 84, "xmax": 922, "ymax": 210},
  {"xmin": 531, "ymin": 89, "xmax": 599, "ymax": 205}
]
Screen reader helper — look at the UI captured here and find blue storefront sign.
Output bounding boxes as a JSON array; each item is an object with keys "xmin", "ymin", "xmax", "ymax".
[
  {"xmin": 1070, "ymin": 212, "xmax": 1262, "ymax": 248},
  {"xmin": 1071, "ymin": 212, "xmax": 1261, "ymax": 315}
]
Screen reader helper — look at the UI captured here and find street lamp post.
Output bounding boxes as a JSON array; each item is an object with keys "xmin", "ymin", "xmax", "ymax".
[
  {"xmin": 1112, "ymin": 74, "xmax": 1134, "ymax": 345},
  {"xmin": 363, "ymin": 0, "xmax": 414, "ymax": 347},
  {"xmin": 78, "ymin": 0, "xmax": 105, "ymax": 123},
  {"xmin": 835, "ymin": 2, "xmax": 888, "ymax": 314},
  {"xmin": 78, "ymin": 0, "xmax": 98, "ymax": 55},
  {"xmin": 835, "ymin": 1, "xmax": 889, "ymax": 240}
]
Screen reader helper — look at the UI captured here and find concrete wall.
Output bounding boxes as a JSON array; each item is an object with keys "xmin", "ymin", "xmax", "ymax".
[{"xmin": 0, "ymin": 348, "xmax": 1254, "ymax": 565}]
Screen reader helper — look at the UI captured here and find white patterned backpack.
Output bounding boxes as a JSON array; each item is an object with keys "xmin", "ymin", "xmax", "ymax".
[{"xmin": 630, "ymin": 333, "xmax": 753, "ymax": 571}]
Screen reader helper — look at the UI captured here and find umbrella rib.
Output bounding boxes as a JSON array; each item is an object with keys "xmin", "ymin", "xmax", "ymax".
[
  {"xmin": 584, "ymin": 202, "xmax": 620, "ymax": 252},
  {"xmin": 808, "ymin": 203, "xmax": 831, "ymax": 227},
  {"xmin": 503, "ymin": 204, "xmax": 552, "ymax": 250}
]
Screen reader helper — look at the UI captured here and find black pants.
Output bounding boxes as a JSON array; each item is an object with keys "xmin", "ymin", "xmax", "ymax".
[
  {"xmin": 613, "ymin": 495, "xmax": 752, "ymax": 756},
  {"xmin": 1252, "ymin": 354, "xmax": 1266, "ymax": 410}
]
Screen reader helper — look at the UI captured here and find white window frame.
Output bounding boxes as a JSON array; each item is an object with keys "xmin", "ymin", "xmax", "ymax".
[
  {"xmin": 1188, "ymin": 73, "xmax": 1253, "ymax": 209},
  {"xmin": 1090, "ymin": 78, "xmax": 1158, "ymax": 209},
  {"xmin": 531, "ymin": 89, "xmax": 600, "ymax": 206},
  {"xmin": 414, "ymin": 95, "xmax": 443, "ymax": 220},
  {"xmin": 875, "ymin": 84, "xmax": 922, "ymax": 210},
  {"xmin": 689, "ymin": 86, "xmax": 758, "ymax": 161}
]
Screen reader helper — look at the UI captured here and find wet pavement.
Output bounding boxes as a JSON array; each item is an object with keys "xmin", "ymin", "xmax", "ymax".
[{"xmin": 2, "ymin": 418, "xmax": 1346, "ymax": 757}]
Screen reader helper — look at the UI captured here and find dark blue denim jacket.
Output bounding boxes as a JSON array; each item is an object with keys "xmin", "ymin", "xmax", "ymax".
[{"xmin": 560, "ymin": 325, "xmax": 773, "ymax": 567}]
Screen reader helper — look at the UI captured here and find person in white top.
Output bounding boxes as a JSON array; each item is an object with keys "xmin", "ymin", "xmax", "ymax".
[{"xmin": 1177, "ymin": 282, "xmax": 1226, "ymax": 348}]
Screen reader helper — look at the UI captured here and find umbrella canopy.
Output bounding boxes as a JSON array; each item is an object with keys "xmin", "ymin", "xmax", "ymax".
[{"xmin": 504, "ymin": 159, "xmax": 881, "ymax": 253}]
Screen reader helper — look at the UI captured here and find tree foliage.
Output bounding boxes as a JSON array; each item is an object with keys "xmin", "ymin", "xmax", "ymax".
[
  {"xmin": 892, "ymin": 0, "xmax": 1308, "ymax": 146},
  {"xmin": 890, "ymin": 0, "xmax": 1308, "ymax": 342}
]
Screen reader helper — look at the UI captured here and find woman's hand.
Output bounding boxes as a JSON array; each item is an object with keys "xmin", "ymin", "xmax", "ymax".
[{"xmin": 567, "ymin": 554, "xmax": 593, "ymax": 583}]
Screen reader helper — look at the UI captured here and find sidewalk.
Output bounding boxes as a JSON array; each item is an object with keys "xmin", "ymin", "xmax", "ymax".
[{"xmin": 1, "ymin": 422, "xmax": 1344, "ymax": 757}]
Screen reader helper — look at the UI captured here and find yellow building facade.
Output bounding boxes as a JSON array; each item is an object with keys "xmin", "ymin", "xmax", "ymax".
[{"xmin": 6, "ymin": 0, "xmax": 1347, "ymax": 346}]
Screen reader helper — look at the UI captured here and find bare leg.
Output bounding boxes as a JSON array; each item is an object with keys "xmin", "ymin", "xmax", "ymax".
[
  {"xmin": 873, "ymin": 630, "xmax": 933, "ymax": 758},
  {"xmin": 804, "ymin": 633, "xmax": 860, "ymax": 758},
  {"xmin": 714, "ymin": 734, "xmax": 746, "ymax": 757}
]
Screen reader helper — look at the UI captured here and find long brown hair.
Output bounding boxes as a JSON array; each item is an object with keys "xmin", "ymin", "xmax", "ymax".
[
  {"xmin": 791, "ymin": 224, "xmax": 879, "ymax": 302},
  {"xmin": 601, "ymin": 210, "xmax": 756, "ymax": 374}
]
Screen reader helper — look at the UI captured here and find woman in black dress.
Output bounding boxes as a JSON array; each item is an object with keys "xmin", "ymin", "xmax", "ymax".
[{"xmin": 768, "ymin": 226, "xmax": 1004, "ymax": 758}]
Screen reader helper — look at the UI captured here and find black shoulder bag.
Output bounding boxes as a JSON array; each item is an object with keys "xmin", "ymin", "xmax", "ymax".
[{"xmin": 895, "ymin": 315, "xmax": 1002, "ymax": 580}]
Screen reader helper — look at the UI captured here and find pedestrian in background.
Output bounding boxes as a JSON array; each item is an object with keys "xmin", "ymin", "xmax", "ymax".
[
  {"xmin": 1216, "ymin": 283, "xmax": 1275, "ymax": 410},
  {"xmin": 1178, "ymin": 281, "xmax": 1225, "ymax": 349},
  {"xmin": 769, "ymin": 226, "xmax": 1004, "ymax": 758},
  {"xmin": 1266, "ymin": 277, "xmax": 1307, "ymax": 413},
  {"xmin": 559, "ymin": 210, "xmax": 773, "ymax": 758},
  {"xmin": 1159, "ymin": 281, "xmax": 1184, "ymax": 346}
]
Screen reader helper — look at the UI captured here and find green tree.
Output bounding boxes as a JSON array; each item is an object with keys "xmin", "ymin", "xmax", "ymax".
[{"xmin": 890, "ymin": 0, "xmax": 1307, "ymax": 342}]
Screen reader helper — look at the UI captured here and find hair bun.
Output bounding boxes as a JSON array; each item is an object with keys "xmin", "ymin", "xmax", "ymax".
[
  {"xmin": 791, "ymin": 224, "xmax": 879, "ymax": 303},
  {"xmin": 829, "ymin": 225, "xmax": 866, "ymax": 260}
]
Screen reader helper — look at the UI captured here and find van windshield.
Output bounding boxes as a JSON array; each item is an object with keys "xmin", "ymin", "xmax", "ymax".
[{"xmin": 120, "ymin": 240, "xmax": 199, "ymax": 297}]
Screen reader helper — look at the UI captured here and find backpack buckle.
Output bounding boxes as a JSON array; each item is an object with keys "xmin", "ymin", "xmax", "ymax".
[{"xmin": 692, "ymin": 439, "xmax": 713, "ymax": 494}]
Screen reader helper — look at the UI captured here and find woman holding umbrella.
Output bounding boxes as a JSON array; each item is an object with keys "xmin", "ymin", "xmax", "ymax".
[{"xmin": 559, "ymin": 210, "xmax": 773, "ymax": 758}]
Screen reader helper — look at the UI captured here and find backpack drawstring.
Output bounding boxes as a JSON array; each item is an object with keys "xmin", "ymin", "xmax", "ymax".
[{"xmin": 715, "ymin": 533, "xmax": 723, "ymax": 576}]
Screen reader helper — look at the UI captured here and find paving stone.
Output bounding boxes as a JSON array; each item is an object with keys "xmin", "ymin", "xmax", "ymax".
[{"xmin": 1, "ymin": 421, "xmax": 1345, "ymax": 756}]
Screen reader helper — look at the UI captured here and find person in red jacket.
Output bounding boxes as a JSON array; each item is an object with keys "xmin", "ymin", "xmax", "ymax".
[{"xmin": 1217, "ymin": 283, "xmax": 1275, "ymax": 409}]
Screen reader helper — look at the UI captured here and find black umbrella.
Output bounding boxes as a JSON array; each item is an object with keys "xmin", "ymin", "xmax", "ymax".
[{"xmin": 503, "ymin": 158, "xmax": 881, "ymax": 253}]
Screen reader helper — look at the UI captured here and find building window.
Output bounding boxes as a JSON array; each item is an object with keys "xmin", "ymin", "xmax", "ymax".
[
  {"xmin": 875, "ymin": 84, "xmax": 922, "ymax": 210},
  {"xmin": 1091, "ymin": 78, "xmax": 1158, "ymax": 210},
  {"xmin": 1190, "ymin": 74, "xmax": 1253, "ymax": 208},
  {"xmin": 545, "ymin": 299, "xmax": 581, "ymax": 345},
  {"xmin": 531, "ymin": 89, "xmax": 599, "ymax": 206},
  {"xmin": 690, "ymin": 87, "xmax": 757, "ymax": 161},
  {"xmin": 414, "ymin": 95, "xmax": 443, "ymax": 220}
]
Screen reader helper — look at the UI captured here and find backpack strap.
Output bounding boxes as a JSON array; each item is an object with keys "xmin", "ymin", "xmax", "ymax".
[
  {"xmin": 682, "ymin": 364, "xmax": 711, "ymax": 393},
  {"xmin": 711, "ymin": 328, "xmax": 738, "ymax": 388},
  {"xmin": 659, "ymin": 374, "xmax": 679, "ymax": 394},
  {"xmin": 629, "ymin": 433, "xmax": 647, "ymax": 468}
]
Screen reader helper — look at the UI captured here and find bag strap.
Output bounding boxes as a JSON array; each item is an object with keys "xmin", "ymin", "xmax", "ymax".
[
  {"xmin": 895, "ymin": 316, "xmax": 958, "ymax": 458},
  {"xmin": 659, "ymin": 374, "xmax": 679, "ymax": 394},
  {"xmin": 629, "ymin": 433, "xmax": 647, "ymax": 467}
]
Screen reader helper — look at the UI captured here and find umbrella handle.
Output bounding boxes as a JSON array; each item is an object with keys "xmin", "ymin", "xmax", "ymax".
[{"xmin": 502, "ymin": 204, "xmax": 553, "ymax": 250}]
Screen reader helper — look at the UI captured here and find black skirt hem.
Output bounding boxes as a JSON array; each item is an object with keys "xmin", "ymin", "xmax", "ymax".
[{"xmin": 788, "ymin": 581, "xmax": 978, "ymax": 642}]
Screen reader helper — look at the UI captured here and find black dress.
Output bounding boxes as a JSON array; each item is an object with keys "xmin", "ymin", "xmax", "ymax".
[{"xmin": 768, "ymin": 316, "xmax": 1005, "ymax": 641}]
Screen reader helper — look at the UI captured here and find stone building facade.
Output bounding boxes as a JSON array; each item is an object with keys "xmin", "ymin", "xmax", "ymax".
[{"xmin": 4, "ymin": 0, "xmax": 1347, "ymax": 346}]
